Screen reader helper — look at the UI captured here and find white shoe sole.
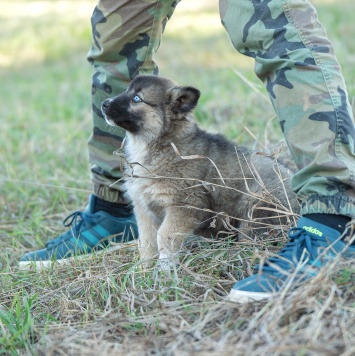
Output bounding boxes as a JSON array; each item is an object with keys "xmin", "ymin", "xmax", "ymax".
[
  {"xmin": 227, "ymin": 289, "xmax": 274, "ymax": 303},
  {"xmin": 18, "ymin": 241, "xmax": 138, "ymax": 270}
]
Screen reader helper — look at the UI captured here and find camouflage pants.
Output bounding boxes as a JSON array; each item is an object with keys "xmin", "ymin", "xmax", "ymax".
[{"xmin": 87, "ymin": 0, "xmax": 355, "ymax": 218}]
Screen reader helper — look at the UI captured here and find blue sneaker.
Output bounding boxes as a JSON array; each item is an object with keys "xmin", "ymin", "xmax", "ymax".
[
  {"xmin": 228, "ymin": 217, "xmax": 355, "ymax": 303},
  {"xmin": 19, "ymin": 195, "xmax": 138, "ymax": 269}
]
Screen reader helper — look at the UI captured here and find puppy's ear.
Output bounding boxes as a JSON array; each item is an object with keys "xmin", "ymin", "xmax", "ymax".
[{"xmin": 168, "ymin": 86, "xmax": 201, "ymax": 114}]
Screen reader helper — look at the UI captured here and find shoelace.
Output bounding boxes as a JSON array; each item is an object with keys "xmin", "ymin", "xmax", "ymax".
[
  {"xmin": 46, "ymin": 211, "xmax": 99, "ymax": 248},
  {"xmin": 258, "ymin": 227, "xmax": 324, "ymax": 274}
]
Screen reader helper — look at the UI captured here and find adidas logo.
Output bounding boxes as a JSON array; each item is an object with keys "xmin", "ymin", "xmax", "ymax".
[{"xmin": 303, "ymin": 225, "xmax": 323, "ymax": 236}]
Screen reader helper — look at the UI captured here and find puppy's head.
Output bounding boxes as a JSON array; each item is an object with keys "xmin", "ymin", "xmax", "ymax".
[{"xmin": 101, "ymin": 75, "xmax": 200, "ymax": 142}]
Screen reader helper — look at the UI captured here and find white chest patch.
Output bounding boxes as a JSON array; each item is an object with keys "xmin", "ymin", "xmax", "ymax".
[
  {"xmin": 123, "ymin": 135, "xmax": 177, "ymax": 213},
  {"xmin": 125, "ymin": 135, "xmax": 148, "ymax": 165}
]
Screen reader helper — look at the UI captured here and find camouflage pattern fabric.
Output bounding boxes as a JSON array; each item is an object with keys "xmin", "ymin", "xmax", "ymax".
[
  {"xmin": 87, "ymin": 0, "xmax": 355, "ymax": 218},
  {"xmin": 220, "ymin": 0, "xmax": 355, "ymax": 217}
]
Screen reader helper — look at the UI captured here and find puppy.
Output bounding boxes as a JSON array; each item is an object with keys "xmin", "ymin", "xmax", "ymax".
[{"xmin": 102, "ymin": 75, "xmax": 299, "ymax": 264}]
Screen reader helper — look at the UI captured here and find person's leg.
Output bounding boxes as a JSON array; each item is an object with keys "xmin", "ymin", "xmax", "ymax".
[
  {"xmin": 88, "ymin": 0, "xmax": 180, "ymax": 202},
  {"xmin": 219, "ymin": 0, "xmax": 355, "ymax": 301},
  {"xmin": 19, "ymin": 0, "xmax": 180, "ymax": 269}
]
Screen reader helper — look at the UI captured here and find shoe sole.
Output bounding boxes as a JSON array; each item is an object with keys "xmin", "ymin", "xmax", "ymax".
[
  {"xmin": 18, "ymin": 241, "xmax": 138, "ymax": 270},
  {"xmin": 227, "ymin": 289, "xmax": 274, "ymax": 303}
]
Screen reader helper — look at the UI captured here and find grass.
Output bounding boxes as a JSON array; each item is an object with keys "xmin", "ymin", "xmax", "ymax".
[{"xmin": 1, "ymin": 0, "xmax": 355, "ymax": 354}]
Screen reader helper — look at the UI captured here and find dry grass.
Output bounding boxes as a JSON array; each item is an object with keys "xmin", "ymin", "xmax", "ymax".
[
  {"xmin": 8, "ymin": 245, "xmax": 355, "ymax": 355},
  {"xmin": 2, "ymin": 207, "xmax": 355, "ymax": 355}
]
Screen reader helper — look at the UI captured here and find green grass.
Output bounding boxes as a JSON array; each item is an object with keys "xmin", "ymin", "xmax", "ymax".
[{"xmin": 1, "ymin": 0, "xmax": 355, "ymax": 354}]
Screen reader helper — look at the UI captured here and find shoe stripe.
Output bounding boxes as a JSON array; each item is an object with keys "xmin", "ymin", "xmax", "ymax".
[
  {"xmin": 92, "ymin": 224, "xmax": 111, "ymax": 240},
  {"xmin": 69, "ymin": 226, "xmax": 112, "ymax": 251},
  {"xmin": 81, "ymin": 224, "xmax": 112, "ymax": 247},
  {"xmin": 81, "ymin": 230, "xmax": 101, "ymax": 247}
]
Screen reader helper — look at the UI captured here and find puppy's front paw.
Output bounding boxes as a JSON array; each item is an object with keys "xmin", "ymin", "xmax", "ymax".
[
  {"xmin": 156, "ymin": 251, "xmax": 179, "ymax": 272},
  {"xmin": 156, "ymin": 257, "xmax": 173, "ymax": 272}
]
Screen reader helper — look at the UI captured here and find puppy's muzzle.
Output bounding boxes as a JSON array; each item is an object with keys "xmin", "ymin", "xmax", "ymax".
[{"xmin": 101, "ymin": 98, "xmax": 116, "ymax": 126}]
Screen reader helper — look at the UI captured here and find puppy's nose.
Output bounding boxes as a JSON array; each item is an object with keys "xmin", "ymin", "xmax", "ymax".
[{"xmin": 102, "ymin": 99, "xmax": 111, "ymax": 110}]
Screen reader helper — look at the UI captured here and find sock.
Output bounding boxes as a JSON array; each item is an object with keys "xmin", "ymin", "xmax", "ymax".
[
  {"xmin": 304, "ymin": 213, "xmax": 355, "ymax": 245},
  {"xmin": 93, "ymin": 196, "xmax": 133, "ymax": 218}
]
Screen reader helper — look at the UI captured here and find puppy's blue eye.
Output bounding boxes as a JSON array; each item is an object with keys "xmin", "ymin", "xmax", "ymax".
[{"xmin": 132, "ymin": 95, "xmax": 142, "ymax": 103}]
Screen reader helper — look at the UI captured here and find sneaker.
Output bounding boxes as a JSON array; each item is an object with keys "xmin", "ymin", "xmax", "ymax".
[
  {"xmin": 228, "ymin": 217, "xmax": 355, "ymax": 303},
  {"xmin": 19, "ymin": 195, "xmax": 138, "ymax": 269}
]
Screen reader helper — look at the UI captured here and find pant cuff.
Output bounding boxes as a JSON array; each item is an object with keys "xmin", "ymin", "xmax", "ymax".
[{"xmin": 299, "ymin": 194, "xmax": 355, "ymax": 218}]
